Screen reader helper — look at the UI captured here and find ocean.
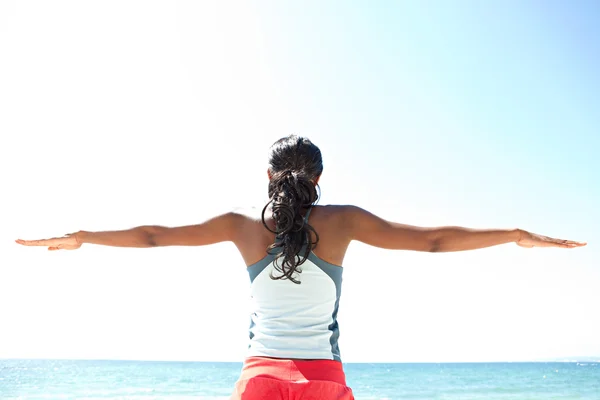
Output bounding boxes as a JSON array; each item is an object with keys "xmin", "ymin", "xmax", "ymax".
[{"xmin": 1, "ymin": 359, "xmax": 598, "ymax": 399}]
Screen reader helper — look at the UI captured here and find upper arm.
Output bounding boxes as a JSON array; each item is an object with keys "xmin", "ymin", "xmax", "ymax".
[
  {"xmin": 147, "ymin": 211, "xmax": 245, "ymax": 247},
  {"xmin": 342, "ymin": 205, "xmax": 437, "ymax": 252}
]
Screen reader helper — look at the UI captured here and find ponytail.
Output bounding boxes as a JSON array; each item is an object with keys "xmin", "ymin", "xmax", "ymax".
[{"xmin": 261, "ymin": 169, "xmax": 319, "ymax": 284}]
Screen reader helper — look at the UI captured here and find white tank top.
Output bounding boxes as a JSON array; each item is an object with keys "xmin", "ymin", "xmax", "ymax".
[{"xmin": 245, "ymin": 208, "xmax": 344, "ymax": 361}]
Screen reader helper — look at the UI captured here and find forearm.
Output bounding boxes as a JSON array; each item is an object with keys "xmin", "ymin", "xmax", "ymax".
[
  {"xmin": 431, "ymin": 227, "xmax": 521, "ymax": 252},
  {"xmin": 75, "ymin": 226, "xmax": 165, "ymax": 248}
]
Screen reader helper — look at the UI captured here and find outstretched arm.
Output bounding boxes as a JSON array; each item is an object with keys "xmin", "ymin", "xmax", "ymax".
[
  {"xmin": 16, "ymin": 212, "xmax": 241, "ymax": 250},
  {"xmin": 344, "ymin": 206, "xmax": 586, "ymax": 252}
]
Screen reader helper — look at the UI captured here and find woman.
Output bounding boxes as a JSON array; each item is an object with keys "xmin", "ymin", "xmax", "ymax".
[{"xmin": 16, "ymin": 135, "xmax": 586, "ymax": 399}]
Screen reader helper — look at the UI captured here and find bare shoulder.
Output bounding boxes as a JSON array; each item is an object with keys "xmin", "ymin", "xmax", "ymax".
[
  {"xmin": 314, "ymin": 204, "xmax": 403, "ymax": 243},
  {"xmin": 228, "ymin": 206, "xmax": 267, "ymax": 226},
  {"xmin": 316, "ymin": 204, "xmax": 365, "ymax": 221},
  {"xmin": 313, "ymin": 204, "xmax": 354, "ymax": 216},
  {"xmin": 311, "ymin": 204, "xmax": 363, "ymax": 233}
]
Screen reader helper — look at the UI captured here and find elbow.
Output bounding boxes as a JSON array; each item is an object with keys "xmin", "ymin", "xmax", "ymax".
[
  {"xmin": 147, "ymin": 233, "xmax": 158, "ymax": 247},
  {"xmin": 139, "ymin": 226, "xmax": 161, "ymax": 247},
  {"xmin": 428, "ymin": 238, "xmax": 443, "ymax": 253}
]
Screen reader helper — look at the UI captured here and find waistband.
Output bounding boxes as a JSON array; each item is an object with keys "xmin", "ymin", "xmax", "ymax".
[{"xmin": 239, "ymin": 357, "xmax": 348, "ymax": 385}]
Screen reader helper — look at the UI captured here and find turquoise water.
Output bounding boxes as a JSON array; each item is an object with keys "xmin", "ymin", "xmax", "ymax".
[{"xmin": 1, "ymin": 359, "xmax": 598, "ymax": 399}]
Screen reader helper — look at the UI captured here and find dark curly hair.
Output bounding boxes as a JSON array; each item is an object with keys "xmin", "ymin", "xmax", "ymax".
[{"xmin": 261, "ymin": 135, "xmax": 323, "ymax": 284}]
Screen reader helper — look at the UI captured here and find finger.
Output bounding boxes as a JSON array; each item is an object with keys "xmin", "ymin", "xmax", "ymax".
[
  {"xmin": 554, "ymin": 239, "xmax": 587, "ymax": 247},
  {"xmin": 17, "ymin": 238, "xmax": 63, "ymax": 246},
  {"xmin": 16, "ymin": 239, "xmax": 50, "ymax": 246},
  {"xmin": 48, "ymin": 247, "xmax": 60, "ymax": 251},
  {"xmin": 554, "ymin": 242, "xmax": 581, "ymax": 249}
]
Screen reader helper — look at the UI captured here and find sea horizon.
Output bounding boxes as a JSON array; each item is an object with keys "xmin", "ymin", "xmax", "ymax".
[{"xmin": 3, "ymin": 357, "xmax": 599, "ymax": 363}]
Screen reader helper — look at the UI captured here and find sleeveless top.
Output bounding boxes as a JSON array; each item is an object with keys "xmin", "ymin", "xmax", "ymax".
[{"xmin": 246, "ymin": 207, "xmax": 344, "ymax": 362}]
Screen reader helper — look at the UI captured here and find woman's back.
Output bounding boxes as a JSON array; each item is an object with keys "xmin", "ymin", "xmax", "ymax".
[{"xmin": 243, "ymin": 206, "xmax": 347, "ymax": 362}]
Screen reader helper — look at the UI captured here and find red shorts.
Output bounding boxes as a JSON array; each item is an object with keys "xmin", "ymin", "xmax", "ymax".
[{"xmin": 230, "ymin": 357, "xmax": 355, "ymax": 400}]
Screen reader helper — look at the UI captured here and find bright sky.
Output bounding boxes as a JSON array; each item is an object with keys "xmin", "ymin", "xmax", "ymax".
[{"xmin": 1, "ymin": 0, "xmax": 598, "ymax": 363}]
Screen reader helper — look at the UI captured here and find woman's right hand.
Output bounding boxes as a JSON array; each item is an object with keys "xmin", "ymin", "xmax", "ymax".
[{"xmin": 16, "ymin": 233, "xmax": 82, "ymax": 251}]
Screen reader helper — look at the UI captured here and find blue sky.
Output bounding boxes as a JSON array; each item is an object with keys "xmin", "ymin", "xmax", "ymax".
[{"xmin": 1, "ymin": 0, "xmax": 598, "ymax": 362}]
